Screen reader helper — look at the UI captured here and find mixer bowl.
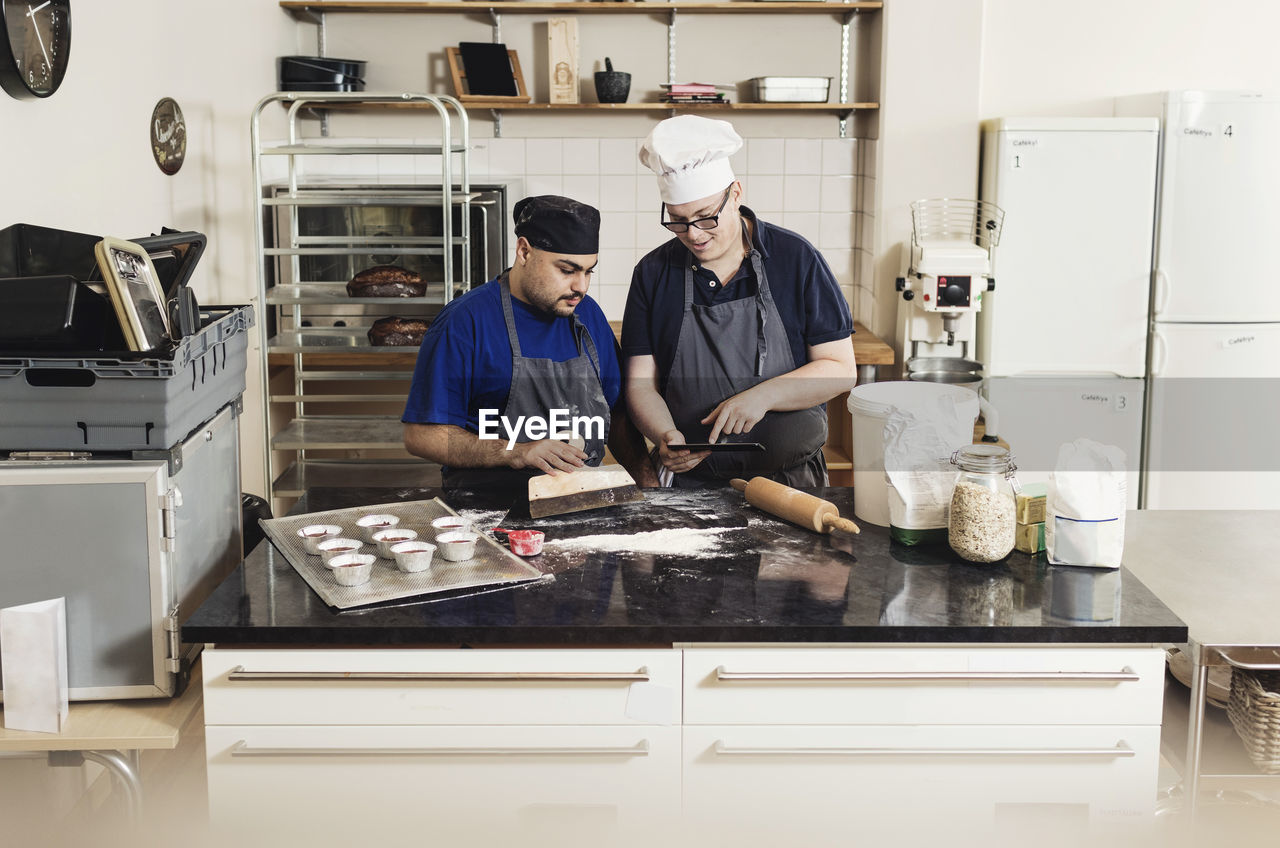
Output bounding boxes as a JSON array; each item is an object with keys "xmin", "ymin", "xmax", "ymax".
[{"xmin": 906, "ymin": 357, "xmax": 983, "ymax": 392}]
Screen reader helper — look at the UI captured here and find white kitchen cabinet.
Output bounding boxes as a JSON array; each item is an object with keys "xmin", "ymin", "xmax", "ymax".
[
  {"xmin": 206, "ymin": 724, "xmax": 681, "ymax": 844},
  {"xmin": 202, "ymin": 644, "xmax": 1166, "ymax": 842},
  {"xmin": 202, "ymin": 647, "xmax": 681, "ymax": 726},
  {"xmin": 683, "ymin": 646, "xmax": 1165, "ymax": 726},
  {"xmin": 681, "ymin": 645, "xmax": 1164, "ymax": 845},
  {"xmin": 682, "ymin": 724, "xmax": 1159, "ymax": 844},
  {"xmin": 202, "ymin": 646, "xmax": 683, "ymax": 845}
]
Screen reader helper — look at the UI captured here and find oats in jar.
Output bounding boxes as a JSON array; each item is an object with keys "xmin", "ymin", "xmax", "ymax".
[{"xmin": 949, "ymin": 480, "xmax": 1016, "ymax": 563}]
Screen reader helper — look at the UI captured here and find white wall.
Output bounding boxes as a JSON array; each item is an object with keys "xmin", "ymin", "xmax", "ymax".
[
  {"xmin": 1, "ymin": 1, "xmax": 296, "ymax": 497},
  {"xmin": 871, "ymin": 0, "xmax": 985, "ymax": 344},
  {"xmin": 980, "ymin": 0, "xmax": 1280, "ymax": 118}
]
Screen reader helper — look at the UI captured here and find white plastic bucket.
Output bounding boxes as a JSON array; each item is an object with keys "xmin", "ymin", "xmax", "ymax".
[{"xmin": 847, "ymin": 381, "xmax": 980, "ymax": 526}]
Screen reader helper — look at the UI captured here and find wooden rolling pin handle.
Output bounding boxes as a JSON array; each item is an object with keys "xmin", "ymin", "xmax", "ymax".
[
  {"xmin": 730, "ymin": 478, "xmax": 749, "ymax": 493},
  {"xmin": 822, "ymin": 513, "xmax": 861, "ymax": 535}
]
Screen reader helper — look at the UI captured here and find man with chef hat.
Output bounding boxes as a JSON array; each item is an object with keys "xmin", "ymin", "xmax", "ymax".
[
  {"xmin": 403, "ymin": 195, "xmax": 653, "ymax": 490},
  {"xmin": 622, "ymin": 115, "xmax": 857, "ymax": 488}
]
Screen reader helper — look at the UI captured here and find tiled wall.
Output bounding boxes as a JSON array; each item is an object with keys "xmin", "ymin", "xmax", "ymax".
[{"xmin": 276, "ymin": 136, "xmax": 877, "ymax": 324}]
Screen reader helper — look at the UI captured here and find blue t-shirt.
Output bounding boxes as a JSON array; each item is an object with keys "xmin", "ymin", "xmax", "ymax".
[
  {"xmin": 402, "ymin": 277, "xmax": 622, "ymax": 431},
  {"xmin": 621, "ymin": 207, "xmax": 852, "ymax": 389}
]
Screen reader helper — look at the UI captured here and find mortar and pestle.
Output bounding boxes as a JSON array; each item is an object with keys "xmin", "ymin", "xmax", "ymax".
[{"xmin": 594, "ymin": 58, "xmax": 631, "ymax": 104}]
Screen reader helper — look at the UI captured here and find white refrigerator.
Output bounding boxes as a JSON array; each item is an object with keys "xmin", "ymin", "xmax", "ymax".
[
  {"xmin": 1119, "ymin": 91, "xmax": 1280, "ymax": 509},
  {"xmin": 978, "ymin": 118, "xmax": 1158, "ymax": 507}
]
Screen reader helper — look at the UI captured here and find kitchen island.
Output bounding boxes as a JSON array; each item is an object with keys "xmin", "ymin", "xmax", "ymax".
[{"xmin": 185, "ymin": 486, "xmax": 1185, "ymax": 847}]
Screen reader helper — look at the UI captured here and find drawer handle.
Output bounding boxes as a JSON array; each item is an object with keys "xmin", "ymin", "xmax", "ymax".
[
  {"xmin": 229, "ymin": 740, "xmax": 650, "ymax": 758},
  {"xmin": 713, "ymin": 740, "xmax": 1135, "ymax": 759},
  {"xmin": 714, "ymin": 666, "xmax": 1140, "ymax": 683},
  {"xmin": 227, "ymin": 666, "xmax": 650, "ymax": 683}
]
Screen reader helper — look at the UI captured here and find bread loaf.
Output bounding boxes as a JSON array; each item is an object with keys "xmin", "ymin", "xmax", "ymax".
[
  {"xmin": 368, "ymin": 316, "xmax": 429, "ymax": 347},
  {"xmin": 346, "ymin": 265, "xmax": 426, "ymax": 298}
]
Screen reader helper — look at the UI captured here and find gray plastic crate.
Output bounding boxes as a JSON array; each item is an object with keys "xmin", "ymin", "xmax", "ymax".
[{"xmin": 0, "ymin": 305, "xmax": 254, "ymax": 451}]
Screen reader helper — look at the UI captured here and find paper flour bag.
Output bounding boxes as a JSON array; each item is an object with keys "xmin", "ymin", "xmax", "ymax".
[
  {"xmin": 1045, "ymin": 439, "xmax": 1127, "ymax": 569},
  {"xmin": 883, "ymin": 395, "xmax": 973, "ymax": 545}
]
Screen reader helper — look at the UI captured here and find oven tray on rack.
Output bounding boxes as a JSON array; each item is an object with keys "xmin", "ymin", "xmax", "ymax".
[{"xmin": 259, "ymin": 498, "xmax": 550, "ymax": 610}]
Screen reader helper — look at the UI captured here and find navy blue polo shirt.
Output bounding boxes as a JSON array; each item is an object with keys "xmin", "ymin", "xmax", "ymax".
[
  {"xmin": 620, "ymin": 207, "xmax": 852, "ymax": 388},
  {"xmin": 402, "ymin": 277, "xmax": 622, "ymax": 432}
]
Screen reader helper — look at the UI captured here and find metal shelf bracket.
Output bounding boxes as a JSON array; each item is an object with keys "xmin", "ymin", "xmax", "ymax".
[
  {"xmin": 838, "ymin": 10, "xmax": 856, "ymax": 139},
  {"xmin": 667, "ymin": 10, "xmax": 677, "ymax": 87}
]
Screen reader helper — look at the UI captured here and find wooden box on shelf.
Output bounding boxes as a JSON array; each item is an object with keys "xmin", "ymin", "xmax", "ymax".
[{"xmin": 445, "ymin": 46, "xmax": 531, "ymax": 104}]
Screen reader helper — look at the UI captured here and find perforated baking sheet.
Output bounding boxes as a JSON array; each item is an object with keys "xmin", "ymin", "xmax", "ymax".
[{"xmin": 259, "ymin": 498, "xmax": 550, "ymax": 610}]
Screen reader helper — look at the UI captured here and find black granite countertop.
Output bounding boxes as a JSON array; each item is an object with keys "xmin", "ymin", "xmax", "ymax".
[{"xmin": 183, "ymin": 487, "xmax": 1187, "ymax": 646}]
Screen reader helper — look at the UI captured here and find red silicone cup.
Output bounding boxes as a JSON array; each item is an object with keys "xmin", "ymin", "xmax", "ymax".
[{"xmin": 495, "ymin": 528, "xmax": 545, "ymax": 557}]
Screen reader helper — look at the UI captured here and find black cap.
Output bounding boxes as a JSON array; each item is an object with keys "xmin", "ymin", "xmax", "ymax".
[{"xmin": 513, "ymin": 195, "xmax": 600, "ymax": 255}]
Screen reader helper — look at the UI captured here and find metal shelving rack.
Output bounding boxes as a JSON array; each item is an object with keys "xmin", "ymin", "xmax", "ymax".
[
  {"xmin": 250, "ymin": 92, "xmax": 473, "ymax": 506},
  {"xmin": 279, "ymin": 1, "xmax": 881, "ymax": 138}
]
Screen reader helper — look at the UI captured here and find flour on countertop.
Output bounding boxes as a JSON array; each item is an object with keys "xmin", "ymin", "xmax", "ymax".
[
  {"xmin": 546, "ymin": 526, "xmax": 736, "ymax": 556},
  {"xmin": 453, "ymin": 508, "xmax": 508, "ymax": 531}
]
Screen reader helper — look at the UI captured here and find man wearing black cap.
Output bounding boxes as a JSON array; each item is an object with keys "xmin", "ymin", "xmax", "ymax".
[{"xmin": 403, "ymin": 195, "xmax": 654, "ymax": 489}]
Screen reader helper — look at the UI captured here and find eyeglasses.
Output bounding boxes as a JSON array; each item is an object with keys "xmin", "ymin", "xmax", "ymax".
[{"xmin": 660, "ymin": 185, "xmax": 733, "ymax": 233}]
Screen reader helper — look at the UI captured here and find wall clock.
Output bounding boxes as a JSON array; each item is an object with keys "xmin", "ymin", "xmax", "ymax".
[
  {"xmin": 0, "ymin": 1, "xmax": 71, "ymax": 100},
  {"xmin": 150, "ymin": 97, "xmax": 186, "ymax": 175}
]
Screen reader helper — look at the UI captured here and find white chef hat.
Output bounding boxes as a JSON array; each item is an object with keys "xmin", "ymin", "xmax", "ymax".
[{"xmin": 639, "ymin": 115, "xmax": 743, "ymax": 205}]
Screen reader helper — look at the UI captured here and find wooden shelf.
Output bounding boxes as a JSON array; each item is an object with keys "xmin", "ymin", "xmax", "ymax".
[
  {"xmin": 282, "ymin": 2, "xmax": 883, "ymax": 16},
  {"xmin": 324, "ymin": 100, "xmax": 877, "ymax": 113},
  {"xmin": 469, "ymin": 101, "xmax": 874, "ymax": 111}
]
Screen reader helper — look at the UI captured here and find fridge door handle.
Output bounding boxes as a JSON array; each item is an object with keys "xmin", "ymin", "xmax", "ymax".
[
  {"xmin": 1150, "ymin": 329, "xmax": 1167, "ymax": 377},
  {"xmin": 1152, "ymin": 268, "xmax": 1171, "ymax": 318}
]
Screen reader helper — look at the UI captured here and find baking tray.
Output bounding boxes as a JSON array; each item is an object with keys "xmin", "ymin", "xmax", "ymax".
[
  {"xmin": 259, "ymin": 498, "xmax": 550, "ymax": 610},
  {"xmin": 747, "ymin": 76, "xmax": 831, "ymax": 103}
]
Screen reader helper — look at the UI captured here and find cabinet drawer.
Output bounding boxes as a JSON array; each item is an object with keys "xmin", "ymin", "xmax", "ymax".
[
  {"xmin": 682, "ymin": 723, "xmax": 1159, "ymax": 842},
  {"xmin": 206, "ymin": 724, "xmax": 681, "ymax": 843},
  {"xmin": 202, "ymin": 648, "xmax": 681, "ymax": 726},
  {"xmin": 684, "ymin": 647, "xmax": 1165, "ymax": 726}
]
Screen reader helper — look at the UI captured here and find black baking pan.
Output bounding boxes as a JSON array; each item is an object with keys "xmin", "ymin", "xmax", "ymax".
[
  {"xmin": 0, "ymin": 275, "xmax": 111, "ymax": 351},
  {"xmin": 0, "ymin": 222, "xmax": 101, "ymax": 280},
  {"xmin": 278, "ymin": 56, "xmax": 366, "ymax": 92},
  {"xmin": 132, "ymin": 230, "xmax": 206, "ymax": 339},
  {"xmin": 132, "ymin": 230, "xmax": 206, "ymax": 302}
]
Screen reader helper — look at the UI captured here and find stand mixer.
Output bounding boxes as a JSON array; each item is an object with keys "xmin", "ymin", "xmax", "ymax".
[
  {"xmin": 896, "ymin": 198, "xmax": 1004, "ymax": 361},
  {"xmin": 895, "ymin": 198, "xmax": 1006, "ymax": 442}
]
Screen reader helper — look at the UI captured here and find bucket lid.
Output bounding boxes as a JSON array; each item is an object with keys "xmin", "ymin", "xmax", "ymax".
[{"xmin": 847, "ymin": 380, "xmax": 979, "ymax": 417}]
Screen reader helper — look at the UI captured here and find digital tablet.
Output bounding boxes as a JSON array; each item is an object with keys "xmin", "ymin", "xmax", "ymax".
[{"xmin": 674, "ymin": 442, "xmax": 766, "ymax": 453}]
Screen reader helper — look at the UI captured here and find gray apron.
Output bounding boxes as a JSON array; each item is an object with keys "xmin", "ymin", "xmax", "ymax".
[
  {"xmin": 443, "ymin": 280, "xmax": 611, "ymax": 491},
  {"xmin": 664, "ymin": 238, "xmax": 828, "ymax": 488}
]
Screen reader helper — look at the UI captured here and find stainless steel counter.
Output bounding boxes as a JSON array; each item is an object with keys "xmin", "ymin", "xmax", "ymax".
[
  {"xmin": 1123, "ymin": 510, "xmax": 1280, "ymax": 650},
  {"xmin": 1122, "ymin": 509, "xmax": 1280, "ymax": 812}
]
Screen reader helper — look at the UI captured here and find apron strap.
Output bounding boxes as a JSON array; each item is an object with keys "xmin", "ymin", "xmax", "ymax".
[
  {"xmin": 571, "ymin": 312, "xmax": 602, "ymax": 378},
  {"xmin": 499, "ymin": 278, "xmax": 523, "ymax": 358},
  {"xmin": 747, "ymin": 247, "xmax": 768, "ymax": 377},
  {"xmin": 740, "ymin": 219, "xmax": 770, "ymax": 378},
  {"xmin": 681, "ymin": 257, "xmax": 696, "ymax": 312}
]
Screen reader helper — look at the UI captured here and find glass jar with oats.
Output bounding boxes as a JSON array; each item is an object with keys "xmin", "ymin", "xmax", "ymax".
[{"xmin": 947, "ymin": 445, "xmax": 1018, "ymax": 563}]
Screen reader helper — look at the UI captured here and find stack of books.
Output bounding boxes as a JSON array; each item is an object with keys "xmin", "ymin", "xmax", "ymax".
[{"xmin": 660, "ymin": 82, "xmax": 730, "ymax": 105}]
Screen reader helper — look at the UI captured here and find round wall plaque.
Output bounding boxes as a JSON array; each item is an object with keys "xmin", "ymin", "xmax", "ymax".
[{"xmin": 150, "ymin": 97, "xmax": 186, "ymax": 175}]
